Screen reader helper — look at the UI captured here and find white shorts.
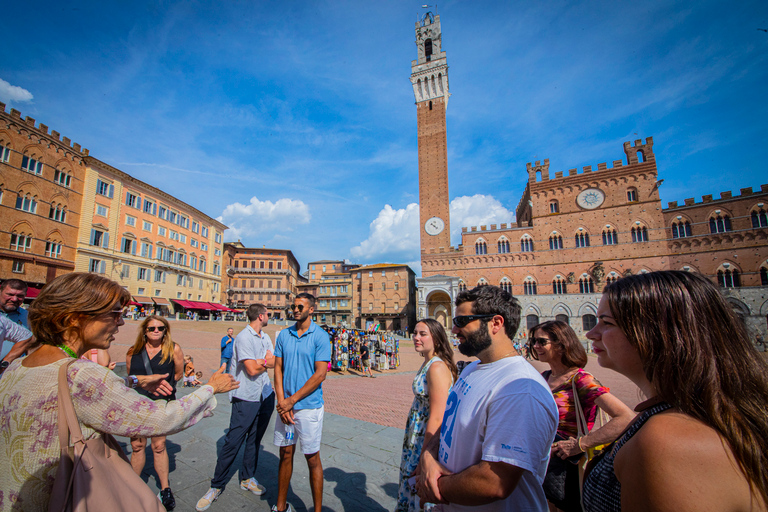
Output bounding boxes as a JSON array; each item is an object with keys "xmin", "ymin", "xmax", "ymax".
[{"xmin": 273, "ymin": 406, "xmax": 324, "ymax": 454}]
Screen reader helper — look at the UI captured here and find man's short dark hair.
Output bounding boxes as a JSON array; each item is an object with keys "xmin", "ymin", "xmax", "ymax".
[
  {"xmin": 295, "ymin": 293, "xmax": 316, "ymax": 308},
  {"xmin": 246, "ymin": 303, "xmax": 268, "ymax": 322},
  {"xmin": 455, "ymin": 285, "xmax": 521, "ymax": 339},
  {"xmin": 0, "ymin": 279, "xmax": 28, "ymax": 293}
]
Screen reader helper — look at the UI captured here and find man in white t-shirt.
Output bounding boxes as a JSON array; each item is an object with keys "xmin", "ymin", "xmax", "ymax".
[{"xmin": 418, "ymin": 285, "xmax": 558, "ymax": 511}]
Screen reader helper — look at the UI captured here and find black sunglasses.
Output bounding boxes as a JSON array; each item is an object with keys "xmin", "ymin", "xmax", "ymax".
[
  {"xmin": 290, "ymin": 304, "xmax": 305, "ymax": 312},
  {"xmin": 146, "ymin": 325, "xmax": 166, "ymax": 332},
  {"xmin": 530, "ymin": 337, "xmax": 551, "ymax": 346},
  {"xmin": 452, "ymin": 314, "xmax": 495, "ymax": 328}
]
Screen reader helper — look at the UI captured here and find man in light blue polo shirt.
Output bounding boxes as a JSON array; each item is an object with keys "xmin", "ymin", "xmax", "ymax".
[{"xmin": 272, "ymin": 293, "xmax": 331, "ymax": 512}]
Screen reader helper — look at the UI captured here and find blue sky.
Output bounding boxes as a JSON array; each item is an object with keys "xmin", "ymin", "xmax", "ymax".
[{"xmin": 2, "ymin": 1, "xmax": 766, "ymax": 275}]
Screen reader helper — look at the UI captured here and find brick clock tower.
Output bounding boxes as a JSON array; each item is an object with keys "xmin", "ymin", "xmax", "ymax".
[{"xmin": 411, "ymin": 12, "xmax": 451, "ymax": 255}]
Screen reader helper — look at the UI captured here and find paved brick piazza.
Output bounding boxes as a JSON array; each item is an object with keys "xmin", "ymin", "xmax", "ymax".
[{"xmin": 107, "ymin": 318, "xmax": 645, "ymax": 511}]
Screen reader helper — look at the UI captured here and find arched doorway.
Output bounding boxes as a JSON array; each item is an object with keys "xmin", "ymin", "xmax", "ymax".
[{"xmin": 427, "ymin": 290, "xmax": 452, "ymax": 331}]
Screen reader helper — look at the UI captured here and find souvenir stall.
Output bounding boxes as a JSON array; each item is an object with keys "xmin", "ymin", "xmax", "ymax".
[{"xmin": 326, "ymin": 328, "xmax": 400, "ymax": 373}]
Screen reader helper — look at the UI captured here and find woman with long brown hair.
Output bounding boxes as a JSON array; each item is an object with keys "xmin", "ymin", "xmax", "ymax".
[
  {"xmin": 529, "ymin": 320, "xmax": 633, "ymax": 512},
  {"xmin": 396, "ymin": 319, "xmax": 458, "ymax": 512},
  {"xmin": 583, "ymin": 270, "xmax": 768, "ymax": 511},
  {"xmin": 0, "ymin": 273, "xmax": 237, "ymax": 511},
  {"xmin": 126, "ymin": 315, "xmax": 185, "ymax": 510}
]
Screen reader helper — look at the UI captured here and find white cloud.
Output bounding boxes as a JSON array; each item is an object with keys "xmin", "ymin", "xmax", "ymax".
[
  {"xmin": 217, "ymin": 196, "xmax": 310, "ymax": 241},
  {"xmin": 0, "ymin": 79, "xmax": 33, "ymax": 103},
  {"xmin": 350, "ymin": 194, "xmax": 516, "ymax": 267}
]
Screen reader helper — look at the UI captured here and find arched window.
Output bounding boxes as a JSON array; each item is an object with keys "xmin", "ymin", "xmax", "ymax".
[
  {"xmin": 751, "ymin": 208, "xmax": 768, "ymax": 228},
  {"xmin": 602, "ymin": 227, "xmax": 618, "ymax": 245},
  {"xmin": 626, "ymin": 187, "xmax": 638, "ymax": 202},
  {"xmin": 475, "ymin": 240, "xmax": 487, "ymax": 255},
  {"xmin": 606, "ymin": 272, "xmax": 619, "ymax": 286},
  {"xmin": 549, "ymin": 200, "xmax": 559, "ymax": 214},
  {"xmin": 672, "ymin": 220, "xmax": 692, "ymax": 238},
  {"xmin": 458, "ymin": 281, "xmax": 467, "ymax": 292},
  {"xmin": 556, "ymin": 314, "xmax": 569, "ymax": 325},
  {"xmin": 575, "ymin": 232, "xmax": 590, "ymax": 248},
  {"xmin": 497, "ymin": 238, "xmax": 510, "ymax": 254},
  {"xmin": 48, "ymin": 203, "xmax": 67, "ymax": 223},
  {"xmin": 499, "ymin": 278, "xmax": 512, "ymax": 294},
  {"xmin": 477, "ymin": 278, "xmax": 488, "ymax": 287},
  {"xmin": 21, "ymin": 155, "xmax": 43, "ymax": 175},
  {"xmin": 709, "ymin": 214, "xmax": 732, "ymax": 234},
  {"xmin": 523, "ymin": 278, "xmax": 537, "ymax": 295},
  {"xmin": 552, "ymin": 277, "xmax": 567, "ymax": 294},
  {"xmin": 549, "ymin": 234, "xmax": 563, "ymax": 250},
  {"xmin": 10, "ymin": 232, "xmax": 32, "ymax": 252},
  {"xmin": 425, "ymin": 39, "xmax": 433, "ymax": 61},
  {"xmin": 582, "ymin": 314, "xmax": 597, "ymax": 331},
  {"xmin": 520, "ymin": 235, "xmax": 534, "ymax": 252},
  {"xmin": 717, "ymin": 266, "xmax": 740, "ymax": 288},
  {"xmin": 54, "ymin": 169, "xmax": 72, "ymax": 187},
  {"xmin": 0, "ymin": 142, "xmax": 10, "ymax": 162},
  {"xmin": 45, "ymin": 238, "xmax": 62, "ymax": 258},
  {"xmin": 631, "ymin": 225, "xmax": 649, "ymax": 242},
  {"xmin": 526, "ymin": 315, "xmax": 540, "ymax": 330},
  {"xmin": 760, "ymin": 266, "xmax": 768, "ymax": 286},
  {"xmin": 579, "ymin": 276, "xmax": 594, "ymax": 293},
  {"xmin": 15, "ymin": 193, "xmax": 38, "ymax": 213}
]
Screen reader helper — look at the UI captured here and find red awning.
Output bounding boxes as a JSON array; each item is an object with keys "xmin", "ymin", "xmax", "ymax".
[
  {"xmin": 187, "ymin": 301, "xmax": 217, "ymax": 311},
  {"xmin": 25, "ymin": 287, "xmax": 41, "ymax": 298},
  {"xmin": 209, "ymin": 303, "xmax": 236, "ymax": 312},
  {"xmin": 172, "ymin": 299, "xmax": 194, "ymax": 308}
]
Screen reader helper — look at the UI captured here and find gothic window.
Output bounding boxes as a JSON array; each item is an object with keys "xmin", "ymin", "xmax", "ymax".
[
  {"xmin": 425, "ymin": 39, "xmax": 433, "ymax": 61},
  {"xmin": 523, "ymin": 278, "xmax": 537, "ymax": 295},
  {"xmin": 751, "ymin": 208, "xmax": 768, "ymax": 228},
  {"xmin": 717, "ymin": 268, "xmax": 740, "ymax": 288},
  {"xmin": 15, "ymin": 193, "xmax": 37, "ymax": 213},
  {"xmin": 21, "ymin": 155, "xmax": 43, "ymax": 175},
  {"xmin": 497, "ymin": 238, "xmax": 510, "ymax": 254},
  {"xmin": 579, "ymin": 276, "xmax": 595, "ymax": 293},
  {"xmin": 48, "ymin": 203, "xmax": 67, "ymax": 223},
  {"xmin": 552, "ymin": 278, "xmax": 567, "ymax": 294},
  {"xmin": 627, "ymin": 187, "xmax": 638, "ymax": 202},
  {"xmin": 499, "ymin": 279, "xmax": 512, "ymax": 294},
  {"xmin": 477, "ymin": 278, "xmax": 488, "ymax": 287},
  {"xmin": 709, "ymin": 214, "xmax": 732, "ymax": 234},
  {"xmin": 549, "ymin": 234, "xmax": 563, "ymax": 250},
  {"xmin": 520, "ymin": 236, "xmax": 534, "ymax": 252},
  {"xmin": 556, "ymin": 314, "xmax": 569, "ymax": 325},
  {"xmin": 575, "ymin": 232, "xmax": 590, "ymax": 248},
  {"xmin": 10, "ymin": 232, "xmax": 32, "ymax": 252},
  {"xmin": 550, "ymin": 200, "xmax": 559, "ymax": 214},
  {"xmin": 459, "ymin": 281, "xmax": 467, "ymax": 292},
  {"xmin": 526, "ymin": 315, "xmax": 540, "ymax": 330},
  {"xmin": 631, "ymin": 225, "xmax": 649, "ymax": 242},
  {"xmin": 602, "ymin": 227, "xmax": 618, "ymax": 245},
  {"xmin": 606, "ymin": 272, "xmax": 619, "ymax": 286},
  {"xmin": 761, "ymin": 267, "xmax": 768, "ymax": 286},
  {"xmin": 475, "ymin": 240, "xmax": 487, "ymax": 255},
  {"xmin": 672, "ymin": 220, "xmax": 692, "ymax": 238},
  {"xmin": 582, "ymin": 314, "xmax": 597, "ymax": 331}
]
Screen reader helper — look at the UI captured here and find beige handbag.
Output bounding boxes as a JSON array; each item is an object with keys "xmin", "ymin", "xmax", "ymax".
[{"xmin": 48, "ymin": 360, "xmax": 165, "ymax": 512}]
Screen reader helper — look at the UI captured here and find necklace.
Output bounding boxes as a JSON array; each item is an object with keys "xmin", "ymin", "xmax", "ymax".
[
  {"xmin": 551, "ymin": 367, "xmax": 578, "ymax": 380},
  {"xmin": 57, "ymin": 344, "xmax": 78, "ymax": 358}
]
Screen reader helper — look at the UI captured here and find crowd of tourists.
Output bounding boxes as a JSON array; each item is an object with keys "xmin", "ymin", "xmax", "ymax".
[{"xmin": 0, "ymin": 270, "xmax": 767, "ymax": 512}]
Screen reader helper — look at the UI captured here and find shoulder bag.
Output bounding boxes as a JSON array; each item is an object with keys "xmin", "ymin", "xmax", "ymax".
[
  {"xmin": 573, "ymin": 372, "xmax": 609, "ymax": 509},
  {"xmin": 48, "ymin": 360, "xmax": 165, "ymax": 512}
]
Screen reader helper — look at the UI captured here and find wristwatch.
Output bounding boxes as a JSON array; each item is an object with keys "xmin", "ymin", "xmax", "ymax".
[
  {"xmin": 125, "ymin": 375, "xmax": 139, "ymax": 389},
  {"xmin": 0, "ymin": 360, "xmax": 9, "ymax": 374}
]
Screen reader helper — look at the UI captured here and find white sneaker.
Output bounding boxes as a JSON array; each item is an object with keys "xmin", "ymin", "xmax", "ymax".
[
  {"xmin": 196, "ymin": 488, "xmax": 222, "ymax": 511},
  {"xmin": 271, "ymin": 504, "xmax": 294, "ymax": 512},
  {"xmin": 240, "ymin": 477, "xmax": 266, "ymax": 495}
]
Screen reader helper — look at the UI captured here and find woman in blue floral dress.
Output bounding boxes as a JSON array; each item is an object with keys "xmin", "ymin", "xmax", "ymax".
[{"xmin": 396, "ymin": 319, "xmax": 457, "ymax": 512}]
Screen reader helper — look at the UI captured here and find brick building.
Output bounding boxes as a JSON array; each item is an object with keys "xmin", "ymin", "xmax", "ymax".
[
  {"xmin": 412, "ymin": 14, "xmax": 768, "ymax": 339},
  {"xmin": 223, "ymin": 241, "xmax": 302, "ymax": 319},
  {"xmin": 75, "ymin": 157, "xmax": 227, "ymax": 315},
  {"xmin": 352, "ymin": 263, "xmax": 417, "ymax": 332},
  {"xmin": 0, "ymin": 103, "xmax": 87, "ymax": 288}
]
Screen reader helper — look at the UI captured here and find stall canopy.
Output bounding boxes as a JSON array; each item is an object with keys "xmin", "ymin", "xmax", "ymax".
[
  {"xmin": 25, "ymin": 287, "xmax": 41, "ymax": 299},
  {"xmin": 171, "ymin": 300, "xmax": 219, "ymax": 310},
  {"xmin": 152, "ymin": 298, "xmax": 171, "ymax": 306},
  {"xmin": 133, "ymin": 295, "xmax": 153, "ymax": 305},
  {"xmin": 208, "ymin": 303, "xmax": 236, "ymax": 312}
]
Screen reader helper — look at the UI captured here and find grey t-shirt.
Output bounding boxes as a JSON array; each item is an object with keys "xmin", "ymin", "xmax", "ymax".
[
  {"xmin": 230, "ymin": 325, "xmax": 274, "ymax": 402},
  {"xmin": 0, "ymin": 314, "xmax": 33, "ymax": 361}
]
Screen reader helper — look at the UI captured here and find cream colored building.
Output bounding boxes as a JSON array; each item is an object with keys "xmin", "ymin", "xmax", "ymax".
[{"xmin": 75, "ymin": 157, "xmax": 227, "ymax": 313}]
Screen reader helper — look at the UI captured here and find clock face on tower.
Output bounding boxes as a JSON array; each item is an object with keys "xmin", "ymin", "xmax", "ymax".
[
  {"xmin": 576, "ymin": 188, "xmax": 606, "ymax": 210},
  {"xmin": 425, "ymin": 216, "xmax": 445, "ymax": 236}
]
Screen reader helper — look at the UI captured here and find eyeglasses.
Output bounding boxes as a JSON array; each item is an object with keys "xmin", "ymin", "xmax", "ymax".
[
  {"xmin": 146, "ymin": 325, "xmax": 167, "ymax": 332},
  {"xmin": 530, "ymin": 337, "xmax": 551, "ymax": 346},
  {"xmin": 452, "ymin": 314, "xmax": 495, "ymax": 328},
  {"xmin": 290, "ymin": 304, "xmax": 305, "ymax": 312},
  {"xmin": 108, "ymin": 308, "xmax": 126, "ymax": 320}
]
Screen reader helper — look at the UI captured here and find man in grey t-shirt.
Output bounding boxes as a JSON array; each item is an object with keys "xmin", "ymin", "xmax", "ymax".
[{"xmin": 196, "ymin": 304, "xmax": 275, "ymax": 511}]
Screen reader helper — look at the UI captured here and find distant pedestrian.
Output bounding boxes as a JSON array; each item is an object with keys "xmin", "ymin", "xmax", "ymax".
[
  {"xmin": 272, "ymin": 294, "xmax": 331, "ymax": 512},
  {"xmin": 221, "ymin": 327, "xmax": 235, "ymax": 373},
  {"xmin": 360, "ymin": 341, "xmax": 375, "ymax": 378}
]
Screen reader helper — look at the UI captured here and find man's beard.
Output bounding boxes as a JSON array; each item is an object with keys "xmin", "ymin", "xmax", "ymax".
[{"xmin": 458, "ymin": 320, "xmax": 492, "ymax": 357}]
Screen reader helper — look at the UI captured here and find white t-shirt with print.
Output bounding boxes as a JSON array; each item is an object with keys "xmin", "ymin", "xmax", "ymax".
[{"xmin": 438, "ymin": 356, "xmax": 558, "ymax": 512}]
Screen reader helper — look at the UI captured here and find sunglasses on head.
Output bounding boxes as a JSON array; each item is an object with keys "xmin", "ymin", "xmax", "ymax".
[
  {"xmin": 452, "ymin": 314, "xmax": 495, "ymax": 328},
  {"xmin": 290, "ymin": 304, "xmax": 305, "ymax": 312},
  {"xmin": 530, "ymin": 337, "xmax": 551, "ymax": 346},
  {"xmin": 146, "ymin": 325, "xmax": 166, "ymax": 332}
]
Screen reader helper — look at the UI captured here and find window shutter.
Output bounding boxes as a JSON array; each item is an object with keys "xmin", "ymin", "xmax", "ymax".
[
  {"xmin": 90, "ymin": 229, "xmax": 96, "ymax": 245},
  {"xmin": 131, "ymin": 241, "xmax": 136, "ymax": 255},
  {"xmin": 99, "ymin": 261, "xmax": 106, "ymax": 274},
  {"xmin": 153, "ymin": 203, "xmax": 157, "ymax": 216},
  {"xmin": 103, "ymin": 233, "xmax": 110, "ymax": 248},
  {"xmin": 136, "ymin": 197, "xmax": 142, "ymax": 210},
  {"xmin": 108, "ymin": 185, "xmax": 114, "ymax": 198}
]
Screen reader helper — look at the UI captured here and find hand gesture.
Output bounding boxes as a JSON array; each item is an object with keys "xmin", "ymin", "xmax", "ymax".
[
  {"xmin": 137, "ymin": 374, "xmax": 174, "ymax": 397},
  {"xmin": 264, "ymin": 350, "xmax": 275, "ymax": 368},
  {"xmin": 206, "ymin": 363, "xmax": 240, "ymax": 393}
]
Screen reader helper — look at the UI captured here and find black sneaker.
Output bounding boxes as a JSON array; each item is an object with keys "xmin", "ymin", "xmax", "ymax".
[{"xmin": 159, "ymin": 487, "xmax": 176, "ymax": 510}]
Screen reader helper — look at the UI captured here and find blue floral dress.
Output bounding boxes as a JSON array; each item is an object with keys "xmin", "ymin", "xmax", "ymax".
[{"xmin": 396, "ymin": 356, "xmax": 451, "ymax": 512}]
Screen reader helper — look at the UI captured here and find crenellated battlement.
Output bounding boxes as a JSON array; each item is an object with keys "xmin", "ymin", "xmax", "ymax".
[
  {"xmin": 459, "ymin": 222, "xmax": 526, "ymax": 234},
  {"xmin": 0, "ymin": 102, "xmax": 89, "ymax": 156},
  {"xmin": 665, "ymin": 184, "xmax": 768, "ymax": 210}
]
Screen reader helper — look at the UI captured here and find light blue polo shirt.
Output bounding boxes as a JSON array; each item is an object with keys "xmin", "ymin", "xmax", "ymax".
[{"xmin": 274, "ymin": 321, "xmax": 331, "ymax": 411}]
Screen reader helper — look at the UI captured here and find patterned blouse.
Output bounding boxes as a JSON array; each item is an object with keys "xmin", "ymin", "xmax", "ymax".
[
  {"xmin": 543, "ymin": 369, "xmax": 609, "ymax": 439},
  {"xmin": 0, "ymin": 357, "xmax": 218, "ymax": 511}
]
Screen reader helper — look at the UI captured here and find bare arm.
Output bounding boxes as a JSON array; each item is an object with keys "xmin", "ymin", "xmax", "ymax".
[
  {"xmin": 172, "ymin": 343, "xmax": 184, "ymax": 382},
  {"xmin": 242, "ymin": 350, "xmax": 273, "ymax": 377},
  {"xmin": 273, "ymin": 356, "xmax": 292, "ymax": 424},
  {"xmin": 2, "ymin": 336, "xmax": 34, "ymax": 364},
  {"xmin": 556, "ymin": 391, "xmax": 635, "ymax": 458},
  {"xmin": 424, "ymin": 360, "xmax": 452, "ymax": 446},
  {"xmin": 438, "ymin": 460, "xmax": 525, "ymax": 506}
]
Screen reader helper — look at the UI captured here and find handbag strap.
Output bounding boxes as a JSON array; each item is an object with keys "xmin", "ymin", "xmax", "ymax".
[
  {"xmin": 141, "ymin": 348, "xmax": 153, "ymax": 375},
  {"xmin": 572, "ymin": 372, "xmax": 589, "ymax": 438},
  {"xmin": 58, "ymin": 359, "xmax": 86, "ymax": 449}
]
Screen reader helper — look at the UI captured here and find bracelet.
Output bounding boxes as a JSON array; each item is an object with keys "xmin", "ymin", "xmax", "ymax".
[{"xmin": 577, "ymin": 437, "xmax": 585, "ymax": 453}]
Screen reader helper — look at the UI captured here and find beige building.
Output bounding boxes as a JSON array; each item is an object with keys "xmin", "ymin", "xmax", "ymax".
[
  {"xmin": 75, "ymin": 157, "xmax": 227, "ymax": 314},
  {"xmin": 223, "ymin": 241, "xmax": 302, "ymax": 319}
]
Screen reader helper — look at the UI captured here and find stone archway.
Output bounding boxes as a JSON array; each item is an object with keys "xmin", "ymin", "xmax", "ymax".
[{"xmin": 427, "ymin": 290, "xmax": 452, "ymax": 331}]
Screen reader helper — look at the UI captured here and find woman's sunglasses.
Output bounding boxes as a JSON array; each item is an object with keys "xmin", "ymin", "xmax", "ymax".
[
  {"xmin": 146, "ymin": 326, "xmax": 166, "ymax": 332},
  {"xmin": 529, "ymin": 337, "xmax": 551, "ymax": 346}
]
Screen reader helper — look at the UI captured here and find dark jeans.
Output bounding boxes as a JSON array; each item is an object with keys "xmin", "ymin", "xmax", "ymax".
[
  {"xmin": 220, "ymin": 357, "xmax": 232, "ymax": 373},
  {"xmin": 211, "ymin": 392, "xmax": 275, "ymax": 489}
]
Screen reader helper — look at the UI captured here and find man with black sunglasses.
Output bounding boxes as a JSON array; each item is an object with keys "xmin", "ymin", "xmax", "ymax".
[
  {"xmin": 417, "ymin": 285, "xmax": 558, "ymax": 511},
  {"xmin": 271, "ymin": 293, "xmax": 331, "ymax": 512}
]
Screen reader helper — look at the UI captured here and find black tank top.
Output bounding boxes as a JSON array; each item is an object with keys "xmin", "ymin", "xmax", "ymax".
[{"xmin": 130, "ymin": 345, "xmax": 177, "ymax": 401}]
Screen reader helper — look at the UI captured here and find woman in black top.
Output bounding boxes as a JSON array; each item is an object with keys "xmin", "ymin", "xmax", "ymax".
[{"xmin": 126, "ymin": 315, "xmax": 184, "ymax": 510}]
